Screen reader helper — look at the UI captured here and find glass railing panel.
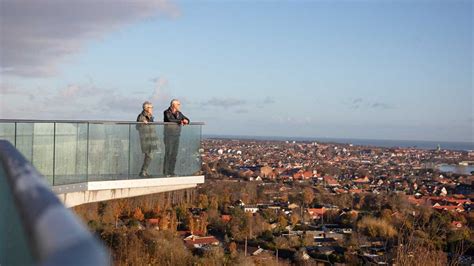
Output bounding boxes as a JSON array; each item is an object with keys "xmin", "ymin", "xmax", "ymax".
[
  {"xmin": 31, "ymin": 123, "xmax": 54, "ymax": 185},
  {"xmin": 54, "ymin": 123, "xmax": 88, "ymax": 185},
  {"xmin": 88, "ymin": 123, "xmax": 130, "ymax": 181},
  {"xmin": 174, "ymin": 125, "xmax": 202, "ymax": 176},
  {"xmin": 0, "ymin": 165, "xmax": 34, "ymax": 265},
  {"xmin": 15, "ymin": 123, "xmax": 34, "ymax": 163},
  {"xmin": 0, "ymin": 122, "xmax": 15, "ymax": 145},
  {"xmin": 130, "ymin": 123, "xmax": 165, "ymax": 178},
  {"xmin": 0, "ymin": 120, "xmax": 203, "ymax": 185},
  {"xmin": 130, "ymin": 124, "xmax": 202, "ymax": 178}
]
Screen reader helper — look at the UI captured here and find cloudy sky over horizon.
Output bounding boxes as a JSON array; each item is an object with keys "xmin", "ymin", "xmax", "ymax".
[{"xmin": 1, "ymin": 0, "xmax": 472, "ymax": 142}]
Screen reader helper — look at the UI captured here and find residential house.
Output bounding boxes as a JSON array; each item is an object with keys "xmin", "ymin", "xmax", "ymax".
[{"xmin": 183, "ymin": 234, "xmax": 220, "ymax": 249}]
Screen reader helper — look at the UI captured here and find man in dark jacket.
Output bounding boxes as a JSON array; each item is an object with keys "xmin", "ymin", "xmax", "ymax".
[
  {"xmin": 136, "ymin": 101, "xmax": 158, "ymax": 177},
  {"xmin": 163, "ymin": 99, "xmax": 189, "ymax": 176}
]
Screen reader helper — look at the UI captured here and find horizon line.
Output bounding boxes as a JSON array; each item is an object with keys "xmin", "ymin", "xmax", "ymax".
[{"xmin": 203, "ymin": 133, "xmax": 474, "ymax": 145}]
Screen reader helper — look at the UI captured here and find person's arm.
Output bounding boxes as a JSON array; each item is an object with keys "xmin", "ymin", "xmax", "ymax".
[
  {"xmin": 164, "ymin": 110, "xmax": 182, "ymax": 123},
  {"xmin": 137, "ymin": 114, "xmax": 146, "ymax": 123},
  {"xmin": 136, "ymin": 114, "xmax": 145, "ymax": 130},
  {"xmin": 137, "ymin": 113, "xmax": 150, "ymax": 125},
  {"xmin": 180, "ymin": 113, "xmax": 190, "ymax": 124}
]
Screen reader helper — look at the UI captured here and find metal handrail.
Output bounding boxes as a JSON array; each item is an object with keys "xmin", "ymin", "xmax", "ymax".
[
  {"xmin": 0, "ymin": 140, "xmax": 110, "ymax": 265},
  {"xmin": 0, "ymin": 119, "xmax": 205, "ymax": 125}
]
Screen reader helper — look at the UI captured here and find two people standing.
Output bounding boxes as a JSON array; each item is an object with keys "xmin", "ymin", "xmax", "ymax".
[{"xmin": 136, "ymin": 99, "xmax": 189, "ymax": 177}]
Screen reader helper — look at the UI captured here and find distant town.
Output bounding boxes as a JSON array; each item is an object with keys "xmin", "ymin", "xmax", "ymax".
[
  {"xmin": 75, "ymin": 138, "xmax": 474, "ymax": 265},
  {"xmin": 202, "ymin": 138, "xmax": 474, "ymax": 196}
]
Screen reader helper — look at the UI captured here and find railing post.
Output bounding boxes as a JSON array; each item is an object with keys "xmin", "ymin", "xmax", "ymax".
[
  {"xmin": 14, "ymin": 122, "xmax": 17, "ymax": 147},
  {"xmin": 53, "ymin": 122, "xmax": 56, "ymax": 185},
  {"xmin": 128, "ymin": 124, "xmax": 131, "ymax": 179},
  {"xmin": 86, "ymin": 122, "xmax": 89, "ymax": 182},
  {"xmin": 76, "ymin": 123, "xmax": 79, "ymax": 180},
  {"xmin": 31, "ymin": 123, "xmax": 34, "ymax": 165},
  {"xmin": 199, "ymin": 124, "xmax": 203, "ymax": 166}
]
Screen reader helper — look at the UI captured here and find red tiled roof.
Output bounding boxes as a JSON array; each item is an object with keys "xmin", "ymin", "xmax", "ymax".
[
  {"xmin": 323, "ymin": 176, "xmax": 340, "ymax": 186},
  {"xmin": 184, "ymin": 236, "xmax": 220, "ymax": 246},
  {"xmin": 303, "ymin": 171, "xmax": 313, "ymax": 178},
  {"xmin": 433, "ymin": 205, "xmax": 464, "ymax": 212},
  {"xmin": 179, "ymin": 230, "xmax": 206, "ymax": 237},
  {"xmin": 407, "ymin": 196, "xmax": 427, "ymax": 206},
  {"xmin": 293, "ymin": 172, "xmax": 304, "ymax": 179},
  {"xmin": 451, "ymin": 221, "xmax": 463, "ymax": 228},
  {"xmin": 353, "ymin": 176, "xmax": 370, "ymax": 183},
  {"xmin": 349, "ymin": 189, "xmax": 364, "ymax": 194},
  {"xmin": 307, "ymin": 208, "xmax": 326, "ymax": 217},
  {"xmin": 221, "ymin": 215, "xmax": 232, "ymax": 223},
  {"xmin": 146, "ymin": 218, "xmax": 160, "ymax": 225},
  {"xmin": 428, "ymin": 196, "xmax": 471, "ymax": 205}
]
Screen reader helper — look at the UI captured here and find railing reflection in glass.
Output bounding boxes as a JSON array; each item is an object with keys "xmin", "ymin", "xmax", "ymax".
[{"xmin": 0, "ymin": 121, "xmax": 203, "ymax": 186}]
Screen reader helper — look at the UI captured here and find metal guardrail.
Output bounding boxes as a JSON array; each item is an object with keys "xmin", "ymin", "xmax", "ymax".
[
  {"xmin": 0, "ymin": 119, "xmax": 205, "ymax": 125},
  {"xmin": 0, "ymin": 140, "xmax": 110, "ymax": 266}
]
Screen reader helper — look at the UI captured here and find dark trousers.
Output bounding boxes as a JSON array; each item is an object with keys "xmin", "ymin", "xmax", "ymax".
[
  {"xmin": 164, "ymin": 135, "xmax": 180, "ymax": 175},
  {"xmin": 140, "ymin": 152, "xmax": 153, "ymax": 174}
]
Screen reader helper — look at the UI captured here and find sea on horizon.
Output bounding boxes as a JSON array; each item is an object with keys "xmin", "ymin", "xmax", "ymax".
[{"xmin": 204, "ymin": 134, "xmax": 474, "ymax": 151}]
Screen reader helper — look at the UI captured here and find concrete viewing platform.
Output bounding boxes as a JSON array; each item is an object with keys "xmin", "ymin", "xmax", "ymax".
[{"xmin": 53, "ymin": 175, "xmax": 204, "ymax": 207}]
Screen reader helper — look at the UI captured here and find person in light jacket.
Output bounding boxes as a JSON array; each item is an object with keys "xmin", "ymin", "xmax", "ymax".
[{"xmin": 136, "ymin": 101, "xmax": 159, "ymax": 177}]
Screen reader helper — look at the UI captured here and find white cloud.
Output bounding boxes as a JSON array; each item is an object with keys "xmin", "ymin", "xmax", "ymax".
[
  {"xmin": 60, "ymin": 84, "xmax": 82, "ymax": 98},
  {"xmin": 0, "ymin": 79, "xmax": 174, "ymax": 120},
  {"xmin": 0, "ymin": 0, "xmax": 180, "ymax": 77},
  {"xmin": 0, "ymin": 83, "xmax": 39, "ymax": 100},
  {"xmin": 263, "ymin": 96, "xmax": 276, "ymax": 104},
  {"xmin": 346, "ymin": 98, "xmax": 395, "ymax": 110},
  {"xmin": 201, "ymin": 97, "xmax": 247, "ymax": 108},
  {"xmin": 151, "ymin": 76, "xmax": 170, "ymax": 100}
]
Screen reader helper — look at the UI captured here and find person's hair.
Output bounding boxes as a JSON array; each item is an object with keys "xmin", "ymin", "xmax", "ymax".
[
  {"xmin": 142, "ymin": 101, "xmax": 152, "ymax": 110},
  {"xmin": 170, "ymin": 99, "xmax": 179, "ymax": 107}
]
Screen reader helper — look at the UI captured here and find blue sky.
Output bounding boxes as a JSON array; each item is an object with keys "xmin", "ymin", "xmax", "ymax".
[{"xmin": 1, "ymin": 0, "xmax": 472, "ymax": 142}]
